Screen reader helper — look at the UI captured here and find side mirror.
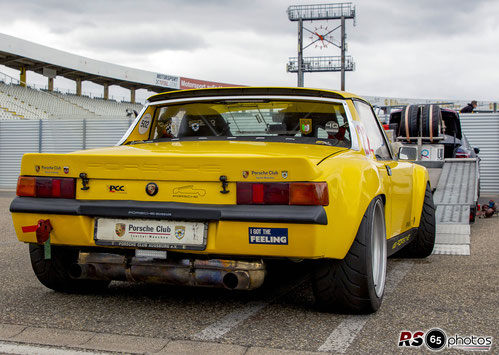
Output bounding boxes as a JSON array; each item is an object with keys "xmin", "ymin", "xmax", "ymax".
[
  {"xmin": 474, "ymin": 147, "xmax": 480, "ymax": 154},
  {"xmin": 398, "ymin": 146, "xmax": 418, "ymax": 161}
]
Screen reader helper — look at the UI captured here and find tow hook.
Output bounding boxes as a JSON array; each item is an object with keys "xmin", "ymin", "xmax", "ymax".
[{"xmin": 36, "ymin": 219, "xmax": 52, "ymax": 260}]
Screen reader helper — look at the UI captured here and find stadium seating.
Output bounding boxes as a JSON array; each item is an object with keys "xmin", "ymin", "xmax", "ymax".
[{"xmin": 0, "ymin": 82, "xmax": 143, "ymax": 120}]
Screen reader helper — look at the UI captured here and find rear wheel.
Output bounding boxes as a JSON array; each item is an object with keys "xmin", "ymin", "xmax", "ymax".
[
  {"xmin": 312, "ymin": 197, "xmax": 387, "ymax": 313},
  {"xmin": 29, "ymin": 244, "xmax": 109, "ymax": 292},
  {"xmin": 394, "ymin": 184, "xmax": 436, "ymax": 258}
]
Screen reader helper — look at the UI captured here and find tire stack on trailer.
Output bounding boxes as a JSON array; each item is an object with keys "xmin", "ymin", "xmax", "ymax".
[{"xmin": 397, "ymin": 104, "xmax": 443, "ymax": 144}]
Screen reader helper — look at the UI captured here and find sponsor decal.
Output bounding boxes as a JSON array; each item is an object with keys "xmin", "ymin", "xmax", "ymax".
[
  {"xmin": 325, "ymin": 121, "xmax": 339, "ymax": 134},
  {"xmin": 249, "ymin": 227, "xmax": 288, "ymax": 245},
  {"xmin": 188, "ymin": 120, "xmax": 208, "ymax": 132},
  {"xmin": 138, "ymin": 113, "xmax": 152, "ymax": 135},
  {"xmin": 115, "ymin": 223, "xmax": 126, "ymax": 237},
  {"xmin": 179, "ymin": 77, "xmax": 237, "ymax": 90},
  {"xmin": 63, "ymin": 166, "xmax": 69, "ymax": 174},
  {"xmin": 300, "ymin": 118, "xmax": 312, "ymax": 134},
  {"xmin": 281, "ymin": 170, "xmax": 288, "ymax": 179},
  {"xmin": 145, "ymin": 182, "xmax": 159, "ymax": 196},
  {"xmin": 175, "ymin": 226, "xmax": 186, "ymax": 240},
  {"xmin": 108, "ymin": 185, "xmax": 126, "ymax": 193},
  {"xmin": 155, "ymin": 73, "xmax": 180, "ymax": 89},
  {"xmin": 35, "ymin": 165, "xmax": 40, "ymax": 173},
  {"xmin": 398, "ymin": 328, "xmax": 493, "ymax": 352},
  {"xmin": 392, "ymin": 235, "xmax": 411, "ymax": 249},
  {"xmin": 172, "ymin": 185, "xmax": 206, "ymax": 198},
  {"xmin": 242, "ymin": 171, "xmax": 249, "ymax": 179},
  {"xmin": 354, "ymin": 121, "xmax": 374, "ymax": 157}
]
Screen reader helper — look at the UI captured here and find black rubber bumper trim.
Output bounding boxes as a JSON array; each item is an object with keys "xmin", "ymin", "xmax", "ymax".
[{"xmin": 10, "ymin": 197, "xmax": 328, "ymax": 225}]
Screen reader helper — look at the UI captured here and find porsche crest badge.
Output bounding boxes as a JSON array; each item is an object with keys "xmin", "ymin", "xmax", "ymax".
[
  {"xmin": 115, "ymin": 223, "xmax": 126, "ymax": 237},
  {"xmin": 146, "ymin": 182, "xmax": 158, "ymax": 196}
]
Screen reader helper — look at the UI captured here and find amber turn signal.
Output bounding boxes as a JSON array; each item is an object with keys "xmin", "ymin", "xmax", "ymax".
[{"xmin": 16, "ymin": 176, "xmax": 36, "ymax": 197}]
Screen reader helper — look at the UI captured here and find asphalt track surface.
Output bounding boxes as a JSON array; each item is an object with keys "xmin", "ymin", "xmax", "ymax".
[{"xmin": 0, "ymin": 191, "xmax": 497, "ymax": 354}]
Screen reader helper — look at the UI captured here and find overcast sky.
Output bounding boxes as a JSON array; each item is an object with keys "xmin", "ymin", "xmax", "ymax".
[{"xmin": 0, "ymin": 0, "xmax": 498, "ymax": 103}]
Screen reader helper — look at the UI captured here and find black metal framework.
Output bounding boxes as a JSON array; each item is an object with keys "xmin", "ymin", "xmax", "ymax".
[{"xmin": 286, "ymin": 3, "xmax": 356, "ymax": 90}]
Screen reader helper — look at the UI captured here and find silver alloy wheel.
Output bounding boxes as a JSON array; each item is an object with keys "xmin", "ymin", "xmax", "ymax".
[{"xmin": 371, "ymin": 199, "xmax": 387, "ymax": 298}]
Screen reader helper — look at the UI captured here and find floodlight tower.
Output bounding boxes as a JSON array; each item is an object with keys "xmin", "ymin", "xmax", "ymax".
[{"xmin": 286, "ymin": 3, "xmax": 356, "ymax": 90}]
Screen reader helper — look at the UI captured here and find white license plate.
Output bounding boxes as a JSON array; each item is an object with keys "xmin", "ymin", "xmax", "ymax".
[{"xmin": 94, "ymin": 218, "xmax": 207, "ymax": 250}]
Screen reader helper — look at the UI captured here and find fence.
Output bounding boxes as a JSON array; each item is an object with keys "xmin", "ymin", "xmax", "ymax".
[
  {"xmin": 0, "ymin": 118, "xmax": 132, "ymax": 189},
  {"xmin": 460, "ymin": 114, "xmax": 499, "ymax": 195},
  {"xmin": 0, "ymin": 114, "xmax": 498, "ymax": 193}
]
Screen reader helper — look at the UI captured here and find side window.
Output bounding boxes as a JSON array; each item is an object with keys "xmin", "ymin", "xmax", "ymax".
[{"xmin": 354, "ymin": 101, "xmax": 391, "ymax": 159}]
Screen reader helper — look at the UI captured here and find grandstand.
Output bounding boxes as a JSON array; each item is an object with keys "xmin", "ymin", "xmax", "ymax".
[
  {"xmin": 0, "ymin": 33, "xmax": 237, "ymax": 120},
  {"xmin": 0, "ymin": 79, "xmax": 143, "ymax": 120}
]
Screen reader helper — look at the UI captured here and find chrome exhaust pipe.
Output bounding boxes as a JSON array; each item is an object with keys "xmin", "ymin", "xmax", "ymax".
[{"xmin": 70, "ymin": 252, "xmax": 265, "ymax": 291}]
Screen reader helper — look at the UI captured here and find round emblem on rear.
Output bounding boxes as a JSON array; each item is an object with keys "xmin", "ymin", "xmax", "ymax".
[{"xmin": 146, "ymin": 182, "xmax": 158, "ymax": 196}]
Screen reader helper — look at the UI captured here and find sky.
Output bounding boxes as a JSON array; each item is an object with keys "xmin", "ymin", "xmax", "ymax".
[{"xmin": 0, "ymin": 0, "xmax": 498, "ymax": 103}]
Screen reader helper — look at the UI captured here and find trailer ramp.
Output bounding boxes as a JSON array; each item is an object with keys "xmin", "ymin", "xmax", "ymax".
[{"xmin": 432, "ymin": 158, "xmax": 479, "ymax": 255}]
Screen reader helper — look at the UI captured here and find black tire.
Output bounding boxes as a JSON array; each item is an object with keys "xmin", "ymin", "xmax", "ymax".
[
  {"xmin": 312, "ymin": 197, "xmax": 387, "ymax": 314},
  {"xmin": 421, "ymin": 104, "xmax": 442, "ymax": 142},
  {"xmin": 395, "ymin": 184, "xmax": 436, "ymax": 258},
  {"xmin": 399, "ymin": 105, "xmax": 419, "ymax": 142},
  {"xmin": 29, "ymin": 244, "xmax": 109, "ymax": 293}
]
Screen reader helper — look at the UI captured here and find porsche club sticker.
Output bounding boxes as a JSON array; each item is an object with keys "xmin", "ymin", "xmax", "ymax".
[
  {"xmin": 241, "ymin": 170, "xmax": 289, "ymax": 180},
  {"xmin": 63, "ymin": 166, "xmax": 69, "ymax": 174},
  {"xmin": 34, "ymin": 165, "xmax": 62, "ymax": 175},
  {"xmin": 138, "ymin": 113, "xmax": 152, "ymax": 135},
  {"xmin": 300, "ymin": 118, "xmax": 312, "ymax": 135}
]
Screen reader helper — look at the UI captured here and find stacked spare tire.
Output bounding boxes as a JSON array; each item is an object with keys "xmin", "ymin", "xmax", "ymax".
[{"xmin": 394, "ymin": 104, "xmax": 443, "ymax": 143}]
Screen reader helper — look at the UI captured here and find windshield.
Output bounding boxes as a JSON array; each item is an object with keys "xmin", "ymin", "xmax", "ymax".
[{"xmin": 148, "ymin": 100, "xmax": 351, "ymax": 148}]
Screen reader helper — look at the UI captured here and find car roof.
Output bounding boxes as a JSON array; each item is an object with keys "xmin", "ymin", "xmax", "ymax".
[{"xmin": 147, "ymin": 86, "xmax": 366, "ymax": 103}]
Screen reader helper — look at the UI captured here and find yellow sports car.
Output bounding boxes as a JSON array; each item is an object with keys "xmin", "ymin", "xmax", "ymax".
[{"xmin": 10, "ymin": 87, "xmax": 435, "ymax": 313}]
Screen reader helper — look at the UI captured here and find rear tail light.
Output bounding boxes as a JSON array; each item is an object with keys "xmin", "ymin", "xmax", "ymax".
[
  {"xmin": 17, "ymin": 176, "xmax": 76, "ymax": 198},
  {"xmin": 237, "ymin": 182, "xmax": 328, "ymax": 206}
]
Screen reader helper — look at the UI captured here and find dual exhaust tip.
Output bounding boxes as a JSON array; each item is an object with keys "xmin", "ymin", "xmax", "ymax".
[{"xmin": 69, "ymin": 253, "xmax": 266, "ymax": 291}]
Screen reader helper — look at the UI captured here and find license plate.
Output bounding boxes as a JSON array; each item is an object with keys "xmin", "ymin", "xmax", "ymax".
[{"xmin": 94, "ymin": 218, "xmax": 207, "ymax": 250}]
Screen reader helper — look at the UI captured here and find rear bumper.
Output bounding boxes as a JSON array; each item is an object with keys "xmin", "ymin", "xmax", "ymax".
[
  {"xmin": 10, "ymin": 197, "xmax": 327, "ymax": 225},
  {"xmin": 11, "ymin": 197, "xmax": 337, "ymax": 259}
]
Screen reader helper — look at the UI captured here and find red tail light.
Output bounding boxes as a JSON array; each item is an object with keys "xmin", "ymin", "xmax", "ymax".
[
  {"xmin": 237, "ymin": 182, "xmax": 328, "ymax": 206},
  {"xmin": 17, "ymin": 176, "xmax": 76, "ymax": 198}
]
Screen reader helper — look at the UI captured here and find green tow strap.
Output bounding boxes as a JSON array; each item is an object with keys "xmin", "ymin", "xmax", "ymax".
[{"xmin": 44, "ymin": 237, "xmax": 51, "ymax": 260}]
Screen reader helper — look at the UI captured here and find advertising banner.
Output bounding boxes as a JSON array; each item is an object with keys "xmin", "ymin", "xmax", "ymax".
[
  {"xmin": 180, "ymin": 77, "xmax": 240, "ymax": 90},
  {"xmin": 155, "ymin": 73, "xmax": 180, "ymax": 89}
]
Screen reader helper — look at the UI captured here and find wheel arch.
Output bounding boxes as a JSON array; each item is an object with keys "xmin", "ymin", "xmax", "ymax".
[
  {"xmin": 411, "ymin": 164, "xmax": 431, "ymax": 228},
  {"xmin": 320, "ymin": 155, "xmax": 388, "ymax": 259}
]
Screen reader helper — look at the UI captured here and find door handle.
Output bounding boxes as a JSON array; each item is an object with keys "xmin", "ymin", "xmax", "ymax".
[{"xmin": 385, "ymin": 165, "xmax": 392, "ymax": 176}]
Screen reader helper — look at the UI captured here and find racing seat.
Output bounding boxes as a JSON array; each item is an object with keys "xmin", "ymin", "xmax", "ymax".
[{"xmin": 177, "ymin": 115, "xmax": 232, "ymax": 137}]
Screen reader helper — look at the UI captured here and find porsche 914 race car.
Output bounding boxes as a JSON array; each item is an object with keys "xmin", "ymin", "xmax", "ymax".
[{"xmin": 10, "ymin": 87, "xmax": 436, "ymax": 313}]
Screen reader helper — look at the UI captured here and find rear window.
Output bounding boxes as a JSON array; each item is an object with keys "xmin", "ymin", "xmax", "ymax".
[{"xmin": 147, "ymin": 100, "xmax": 351, "ymax": 148}]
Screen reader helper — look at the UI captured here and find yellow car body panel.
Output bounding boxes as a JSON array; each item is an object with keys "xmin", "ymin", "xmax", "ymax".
[{"xmin": 11, "ymin": 87, "xmax": 430, "ymax": 261}]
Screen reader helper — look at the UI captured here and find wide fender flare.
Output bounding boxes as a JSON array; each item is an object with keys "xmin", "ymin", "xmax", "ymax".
[
  {"xmin": 319, "ymin": 155, "xmax": 386, "ymax": 259},
  {"xmin": 411, "ymin": 164, "xmax": 431, "ymax": 228}
]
